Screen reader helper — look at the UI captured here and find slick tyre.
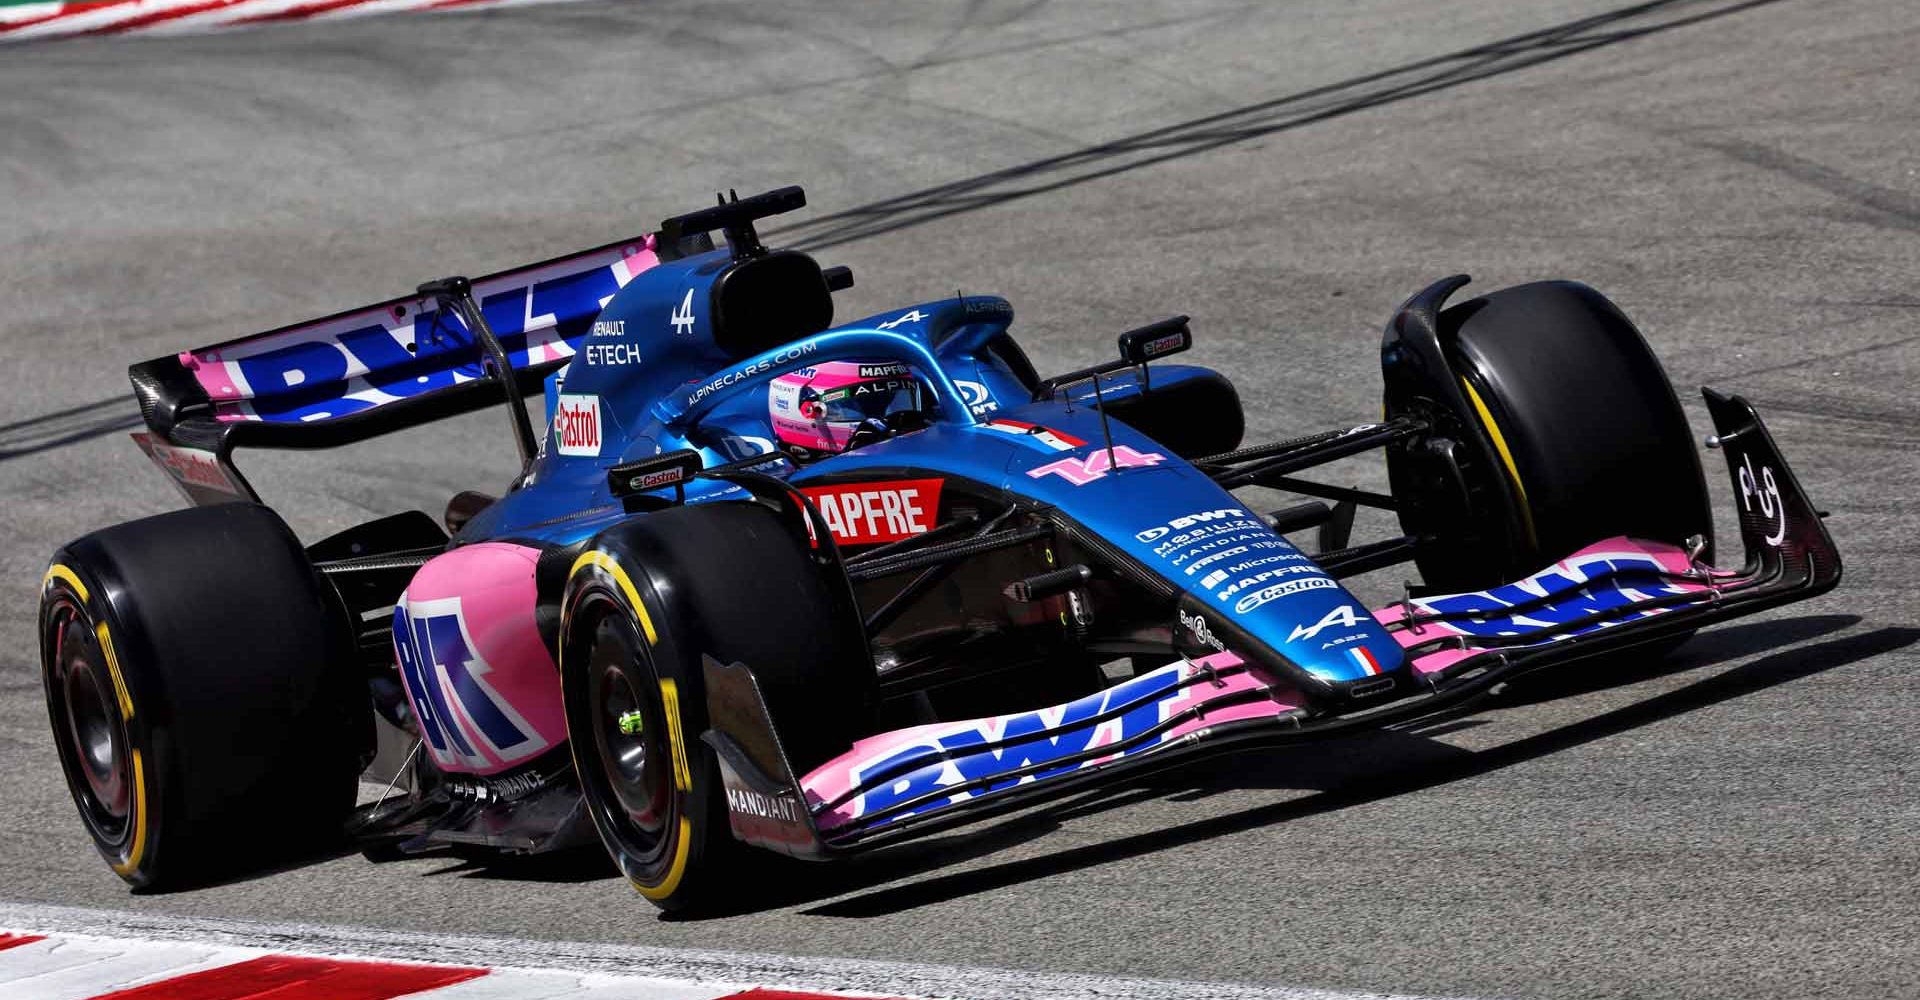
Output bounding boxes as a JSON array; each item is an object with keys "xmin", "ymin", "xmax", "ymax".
[
  {"xmin": 560, "ymin": 501, "xmax": 872, "ymax": 912},
  {"xmin": 39, "ymin": 503, "xmax": 369, "ymax": 890},
  {"xmin": 1396, "ymin": 280, "xmax": 1712, "ymax": 592}
]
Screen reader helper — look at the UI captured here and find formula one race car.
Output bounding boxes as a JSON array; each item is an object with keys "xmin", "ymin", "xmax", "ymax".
[{"xmin": 40, "ymin": 186, "xmax": 1839, "ymax": 909}]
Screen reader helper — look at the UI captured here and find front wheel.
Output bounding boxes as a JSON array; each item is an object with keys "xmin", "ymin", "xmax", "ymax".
[
  {"xmin": 1388, "ymin": 280, "xmax": 1713, "ymax": 593},
  {"xmin": 560, "ymin": 501, "xmax": 872, "ymax": 911}
]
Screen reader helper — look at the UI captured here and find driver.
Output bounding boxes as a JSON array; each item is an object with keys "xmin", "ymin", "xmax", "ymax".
[{"xmin": 768, "ymin": 360, "xmax": 931, "ymax": 461}]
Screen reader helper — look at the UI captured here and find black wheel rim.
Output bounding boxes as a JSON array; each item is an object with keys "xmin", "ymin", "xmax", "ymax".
[
  {"xmin": 570, "ymin": 598, "xmax": 676, "ymax": 875},
  {"xmin": 44, "ymin": 599, "xmax": 132, "ymax": 845}
]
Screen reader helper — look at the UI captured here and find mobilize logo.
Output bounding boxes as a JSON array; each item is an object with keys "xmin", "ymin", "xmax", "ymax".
[
  {"xmin": 1154, "ymin": 522, "xmax": 1268, "ymax": 560},
  {"xmin": 801, "ymin": 478, "xmax": 944, "ymax": 545},
  {"xmin": 1136, "ymin": 507, "xmax": 1248, "ymax": 543},
  {"xmin": 1287, "ymin": 604, "xmax": 1363, "ymax": 643},
  {"xmin": 553, "ymin": 394, "xmax": 601, "ymax": 457},
  {"xmin": 1232, "ymin": 576, "xmax": 1337, "ymax": 614}
]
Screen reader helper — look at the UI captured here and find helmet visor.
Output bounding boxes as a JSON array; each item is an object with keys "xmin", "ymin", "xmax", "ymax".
[{"xmin": 810, "ymin": 377, "xmax": 923, "ymax": 424}]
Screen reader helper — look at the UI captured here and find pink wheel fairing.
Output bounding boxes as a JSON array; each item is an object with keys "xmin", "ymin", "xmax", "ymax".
[{"xmin": 392, "ymin": 543, "xmax": 564, "ymax": 776}]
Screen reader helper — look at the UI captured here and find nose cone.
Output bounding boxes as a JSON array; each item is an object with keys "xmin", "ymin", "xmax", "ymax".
[{"xmin": 1127, "ymin": 505, "xmax": 1405, "ymax": 696}]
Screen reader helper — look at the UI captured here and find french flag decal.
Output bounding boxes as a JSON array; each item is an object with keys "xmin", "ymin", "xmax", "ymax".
[
  {"xmin": 980, "ymin": 418, "xmax": 1086, "ymax": 452},
  {"xmin": 1348, "ymin": 645, "xmax": 1384, "ymax": 676}
]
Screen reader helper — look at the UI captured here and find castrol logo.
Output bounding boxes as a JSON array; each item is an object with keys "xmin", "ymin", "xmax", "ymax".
[{"xmin": 554, "ymin": 394, "xmax": 602, "ymax": 457}]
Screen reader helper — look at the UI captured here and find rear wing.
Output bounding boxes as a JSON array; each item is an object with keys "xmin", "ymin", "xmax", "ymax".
[{"xmin": 127, "ymin": 235, "xmax": 663, "ymax": 503}]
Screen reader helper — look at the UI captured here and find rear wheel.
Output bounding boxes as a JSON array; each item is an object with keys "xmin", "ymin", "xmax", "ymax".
[
  {"xmin": 1389, "ymin": 280, "xmax": 1712, "ymax": 592},
  {"xmin": 560, "ymin": 501, "xmax": 872, "ymax": 911},
  {"xmin": 40, "ymin": 503, "xmax": 369, "ymax": 889}
]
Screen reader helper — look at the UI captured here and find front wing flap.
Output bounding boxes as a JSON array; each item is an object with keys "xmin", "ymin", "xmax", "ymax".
[{"xmin": 701, "ymin": 390, "xmax": 1839, "ymax": 858}]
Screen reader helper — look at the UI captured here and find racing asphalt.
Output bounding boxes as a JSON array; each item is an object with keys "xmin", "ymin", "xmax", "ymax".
[{"xmin": 1, "ymin": 1, "xmax": 1916, "ymax": 997}]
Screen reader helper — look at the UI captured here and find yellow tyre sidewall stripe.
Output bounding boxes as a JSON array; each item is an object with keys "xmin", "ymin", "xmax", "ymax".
[
  {"xmin": 43, "ymin": 564, "xmax": 89, "ymax": 603},
  {"xmin": 47, "ymin": 564, "xmax": 151, "ymax": 878},
  {"xmin": 94, "ymin": 623, "xmax": 134, "ymax": 720},
  {"xmin": 657, "ymin": 678, "xmax": 691, "ymax": 793},
  {"xmin": 564, "ymin": 550, "xmax": 693, "ymax": 900},
  {"xmin": 567, "ymin": 550, "xmax": 657, "ymax": 644},
  {"xmin": 1459, "ymin": 377, "xmax": 1539, "ymax": 549},
  {"xmin": 633, "ymin": 817, "xmax": 693, "ymax": 901},
  {"xmin": 110, "ymin": 749, "xmax": 149, "ymax": 877}
]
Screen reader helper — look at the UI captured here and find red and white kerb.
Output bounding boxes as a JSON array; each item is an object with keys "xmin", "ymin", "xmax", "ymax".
[{"xmin": 0, "ymin": 0, "xmax": 587, "ymax": 44}]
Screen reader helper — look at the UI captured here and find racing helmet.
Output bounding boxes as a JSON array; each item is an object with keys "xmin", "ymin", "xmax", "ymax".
[{"xmin": 768, "ymin": 360, "xmax": 928, "ymax": 454}]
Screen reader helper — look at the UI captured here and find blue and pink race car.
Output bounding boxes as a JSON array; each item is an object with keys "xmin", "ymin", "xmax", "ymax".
[{"xmin": 39, "ymin": 187, "xmax": 1840, "ymax": 909}]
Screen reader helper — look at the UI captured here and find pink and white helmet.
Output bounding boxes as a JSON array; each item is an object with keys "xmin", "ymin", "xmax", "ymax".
[{"xmin": 768, "ymin": 360, "xmax": 927, "ymax": 454}]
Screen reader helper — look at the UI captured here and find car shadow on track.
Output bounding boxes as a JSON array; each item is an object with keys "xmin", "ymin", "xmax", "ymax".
[{"xmin": 782, "ymin": 615, "xmax": 1914, "ymax": 920}]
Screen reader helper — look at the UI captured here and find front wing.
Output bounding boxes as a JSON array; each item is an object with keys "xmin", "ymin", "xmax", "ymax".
[{"xmin": 701, "ymin": 389, "xmax": 1840, "ymax": 858}]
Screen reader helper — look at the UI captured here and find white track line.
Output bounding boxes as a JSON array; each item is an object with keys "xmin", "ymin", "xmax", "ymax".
[{"xmin": 0, "ymin": 900, "xmax": 1472, "ymax": 1000}]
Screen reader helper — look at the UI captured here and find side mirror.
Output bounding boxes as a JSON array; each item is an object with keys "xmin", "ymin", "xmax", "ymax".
[
  {"xmin": 1117, "ymin": 316, "xmax": 1191, "ymax": 365},
  {"xmin": 608, "ymin": 449, "xmax": 703, "ymax": 504}
]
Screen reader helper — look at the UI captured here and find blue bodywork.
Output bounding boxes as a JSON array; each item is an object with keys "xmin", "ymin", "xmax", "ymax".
[{"xmin": 457, "ymin": 246, "xmax": 1406, "ymax": 691}]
